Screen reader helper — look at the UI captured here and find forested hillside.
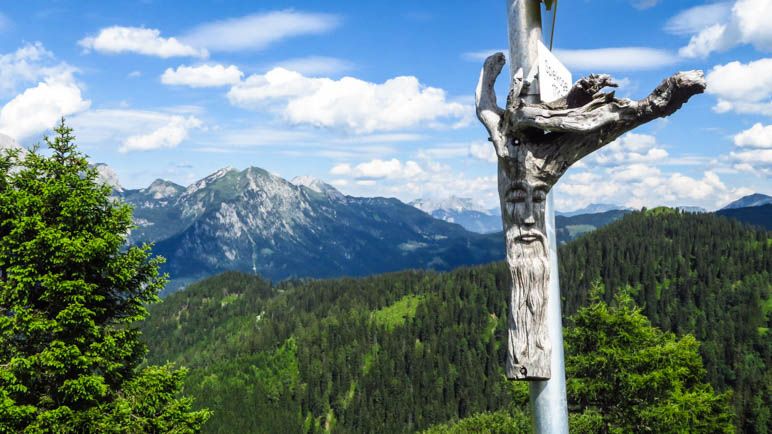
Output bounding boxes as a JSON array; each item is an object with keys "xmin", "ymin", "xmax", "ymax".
[{"xmin": 141, "ymin": 210, "xmax": 770, "ymax": 433}]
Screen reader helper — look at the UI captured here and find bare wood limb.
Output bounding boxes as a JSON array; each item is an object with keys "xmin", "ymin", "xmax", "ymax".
[
  {"xmin": 475, "ymin": 52, "xmax": 507, "ymax": 155},
  {"xmin": 506, "ymin": 70, "xmax": 706, "ymax": 137}
]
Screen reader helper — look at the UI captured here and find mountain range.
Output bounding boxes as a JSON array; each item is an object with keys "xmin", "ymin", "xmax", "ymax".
[
  {"xmin": 117, "ymin": 167, "xmax": 502, "ymax": 293},
  {"xmin": 409, "ymin": 196, "xmax": 501, "ymax": 233},
  {"xmin": 721, "ymin": 193, "xmax": 772, "ymax": 209},
  {"xmin": 105, "ymin": 164, "xmax": 768, "ymax": 293}
]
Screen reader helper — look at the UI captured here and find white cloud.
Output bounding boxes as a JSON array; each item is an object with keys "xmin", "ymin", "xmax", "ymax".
[
  {"xmin": 120, "ymin": 115, "xmax": 202, "ymax": 153},
  {"xmin": 70, "ymin": 109, "xmax": 203, "ymax": 153},
  {"xmin": 556, "ymin": 166, "xmax": 749, "ymax": 211},
  {"xmin": 182, "ymin": 11, "xmax": 340, "ymax": 52},
  {"xmin": 727, "ymin": 123, "xmax": 772, "ymax": 175},
  {"xmin": 327, "ymin": 157, "xmax": 500, "ymax": 208},
  {"xmin": 128, "ymin": 70, "xmax": 142, "ymax": 78},
  {"xmin": 272, "ymin": 56, "xmax": 353, "ymax": 76},
  {"xmin": 468, "ymin": 141, "xmax": 498, "ymax": 163},
  {"xmin": 706, "ymin": 58, "xmax": 772, "ymax": 115},
  {"xmin": 228, "ymin": 67, "xmax": 470, "ymax": 133},
  {"xmin": 79, "ymin": 26, "xmax": 208, "ymax": 58},
  {"xmin": 665, "ymin": 2, "xmax": 732, "ymax": 35},
  {"xmin": 330, "ymin": 163, "xmax": 352, "ymax": 176},
  {"xmin": 588, "ymin": 132, "xmax": 669, "ymax": 166},
  {"xmin": 161, "ymin": 64, "xmax": 243, "ymax": 88},
  {"xmin": 342, "ymin": 158, "xmax": 424, "ymax": 180},
  {"xmin": 554, "ymin": 47, "xmax": 679, "ymax": 71},
  {"xmin": 734, "ymin": 123, "xmax": 772, "ymax": 148},
  {"xmin": 0, "ymin": 42, "xmax": 76, "ymax": 98},
  {"xmin": 0, "ymin": 73, "xmax": 90, "ymax": 142},
  {"xmin": 677, "ymin": 0, "xmax": 772, "ymax": 58}
]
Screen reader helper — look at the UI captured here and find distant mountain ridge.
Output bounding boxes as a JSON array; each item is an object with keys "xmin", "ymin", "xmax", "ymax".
[
  {"xmin": 557, "ymin": 203, "xmax": 631, "ymax": 217},
  {"xmin": 115, "ymin": 167, "xmax": 502, "ymax": 293},
  {"xmin": 722, "ymin": 193, "xmax": 772, "ymax": 210},
  {"xmin": 410, "ymin": 196, "xmax": 501, "ymax": 234},
  {"xmin": 107, "ymin": 165, "xmax": 769, "ymax": 294}
]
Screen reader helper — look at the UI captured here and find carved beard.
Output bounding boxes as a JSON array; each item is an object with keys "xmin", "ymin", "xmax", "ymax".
[{"xmin": 505, "ymin": 229, "xmax": 551, "ymax": 379}]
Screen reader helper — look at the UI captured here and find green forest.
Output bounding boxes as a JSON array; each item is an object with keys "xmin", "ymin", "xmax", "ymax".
[{"xmin": 142, "ymin": 209, "xmax": 770, "ymax": 433}]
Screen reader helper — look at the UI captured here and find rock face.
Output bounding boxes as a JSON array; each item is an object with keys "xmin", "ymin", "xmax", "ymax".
[{"xmin": 118, "ymin": 167, "xmax": 503, "ymax": 293}]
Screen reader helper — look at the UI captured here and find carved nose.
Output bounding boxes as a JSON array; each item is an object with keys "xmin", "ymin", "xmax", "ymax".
[{"xmin": 523, "ymin": 200, "xmax": 535, "ymax": 226}]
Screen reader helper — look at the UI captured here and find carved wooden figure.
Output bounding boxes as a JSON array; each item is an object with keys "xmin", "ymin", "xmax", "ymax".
[{"xmin": 475, "ymin": 52, "xmax": 706, "ymax": 380}]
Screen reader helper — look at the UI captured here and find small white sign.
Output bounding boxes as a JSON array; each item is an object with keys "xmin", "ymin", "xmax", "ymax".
[{"xmin": 537, "ymin": 40, "xmax": 572, "ymax": 103}]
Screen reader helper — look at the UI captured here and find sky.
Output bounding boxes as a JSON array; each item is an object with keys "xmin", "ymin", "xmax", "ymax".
[{"xmin": 0, "ymin": 0, "xmax": 769, "ymax": 211}]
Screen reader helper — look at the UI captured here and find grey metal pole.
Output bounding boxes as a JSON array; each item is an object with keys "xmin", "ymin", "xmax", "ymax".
[{"xmin": 506, "ymin": 1, "xmax": 569, "ymax": 432}]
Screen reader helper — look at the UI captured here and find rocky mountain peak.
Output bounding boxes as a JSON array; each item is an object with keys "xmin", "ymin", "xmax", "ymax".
[
  {"xmin": 291, "ymin": 176, "xmax": 345, "ymax": 201},
  {"xmin": 93, "ymin": 163, "xmax": 123, "ymax": 193}
]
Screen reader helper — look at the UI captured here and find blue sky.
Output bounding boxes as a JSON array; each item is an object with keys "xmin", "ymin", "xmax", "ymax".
[{"xmin": 0, "ymin": 0, "xmax": 769, "ymax": 211}]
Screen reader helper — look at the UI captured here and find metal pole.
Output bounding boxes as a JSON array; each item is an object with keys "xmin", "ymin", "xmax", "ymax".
[{"xmin": 506, "ymin": 1, "xmax": 569, "ymax": 432}]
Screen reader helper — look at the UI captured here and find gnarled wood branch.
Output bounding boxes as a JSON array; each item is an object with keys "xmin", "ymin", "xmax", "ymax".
[
  {"xmin": 475, "ymin": 52, "xmax": 507, "ymax": 156},
  {"xmin": 506, "ymin": 70, "xmax": 706, "ymax": 139}
]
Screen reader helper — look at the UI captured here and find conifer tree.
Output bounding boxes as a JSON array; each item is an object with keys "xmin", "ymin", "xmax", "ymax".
[
  {"xmin": 0, "ymin": 120, "xmax": 210, "ymax": 432},
  {"xmin": 566, "ymin": 283, "xmax": 735, "ymax": 433}
]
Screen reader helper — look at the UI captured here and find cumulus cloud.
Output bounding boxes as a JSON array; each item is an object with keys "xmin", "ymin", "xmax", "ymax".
[
  {"xmin": 161, "ymin": 64, "xmax": 243, "ymax": 87},
  {"xmin": 588, "ymin": 132, "xmax": 669, "ymax": 166},
  {"xmin": 330, "ymin": 158, "xmax": 423, "ymax": 180},
  {"xmin": 120, "ymin": 115, "xmax": 203, "ymax": 153},
  {"xmin": 727, "ymin": 123, "xmax": 772, "ymax": 175},
  {"xmin": 734, "ymin": 123, "xmax": 772, "ymax": 148},
  {"xmin": 70, "ymin": 109, "xmax": 203, "ymax": 153},
  {"xmin": 468, "ymin": 141, "xmax": 498, "ymax": 163},
  {"xmin": 0, "ymin": 43, "xmax": 89, "ymax": 141},
  {"xmin": 182, "ymin": 11, "xmax": 340, "ymax": 52},
  {"xmin": 0, "ymin": 42, "xmax": 76, "ymax": 98},
  {"xmin": 706, "ymin": 58, "xmax": 772, "ymax": 116},
  {"xmin": 555, "ymin": 166, "xmax": 750, "ymax": 211},
  {"xmin": 0, "ymin": 78, "xmax": 90, "ymax": 141},
  {"xmin": 227, "ymin": 67, "xmax": 470, "ymax": 133},
  {"xmin": 79, "ymin": 26, "xmax": 208, "ymax": 58},
  {"xmin": 676, "ymin": 0, "xmax": 772, "ymax": 58},
  {"xmin": 329, "ymin": 157, "xmax": 499, "ymax": 207}
]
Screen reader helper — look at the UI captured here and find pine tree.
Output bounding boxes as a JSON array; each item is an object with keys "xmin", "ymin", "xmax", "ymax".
[
  {"xmin": 565, "ymin": 283, "xmax": 735, "ymax": 433},
  {"xmin": 0, "ymin": 120, "xmax": 210, "ymax": 432}
]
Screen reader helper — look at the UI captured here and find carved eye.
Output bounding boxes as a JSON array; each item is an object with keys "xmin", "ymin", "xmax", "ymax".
[
  {"xmin": 508, "ymin": 189, "xmax": 527, "ymax": 203},
  {"xmin": 533, "ymin": 190, "xmax": 546, "ymax": 203}
]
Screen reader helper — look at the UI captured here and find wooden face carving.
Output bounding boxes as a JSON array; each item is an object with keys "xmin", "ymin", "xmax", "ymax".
[
  {"xmin": 497, "ymin": 146, "xmax": 553, "ymax": 380},
  {"xmin": 498, "ymin": 145, "xmax": 553, "ymax": 265}
]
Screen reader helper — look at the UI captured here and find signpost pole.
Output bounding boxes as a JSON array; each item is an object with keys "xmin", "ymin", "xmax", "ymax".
[{"xmin": 505, "ymin": 1, "xmax": 569, "ymax": 432}]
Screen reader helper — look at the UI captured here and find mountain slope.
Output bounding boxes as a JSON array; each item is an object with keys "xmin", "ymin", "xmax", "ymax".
[
  {"xmin": 716, "ymin": 204, "xmax": 772, "ymax": 230},
  {"xmin": 142, "ymin": 210, "xmax": 770, "ymax": 433},
  {"xmin": 410, "ymin": 196, "xmax": 501, "ymax": 234},
  {"xmin": 721, "ymin": 193, "xmax": 772, "ymax": 210},
  {"xmin": 142, "ymin": 167, "xmax": 502, "ymax": 291}
]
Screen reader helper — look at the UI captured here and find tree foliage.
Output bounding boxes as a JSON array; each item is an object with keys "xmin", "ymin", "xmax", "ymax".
[
  {"xmin": 566, "ymin": 284, "xmax": 734, "ymax": 433},
  {"xmin": 0, "ymin": 120, "xmax": 210, "ymax": 432},
  {"xmin": 142, "ymin": 209, "xmax": 767, "ymax": 433}
]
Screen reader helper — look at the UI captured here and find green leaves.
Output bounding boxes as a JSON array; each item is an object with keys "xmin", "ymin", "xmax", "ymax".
[{"xmin": 0, "ymin": 119, "xmax": 209, "ymax": 432}]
